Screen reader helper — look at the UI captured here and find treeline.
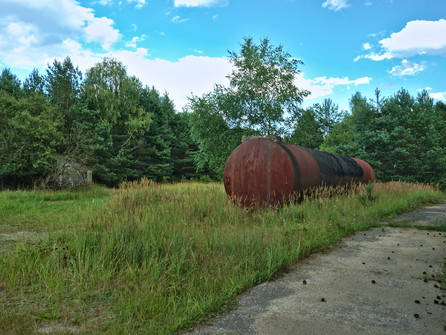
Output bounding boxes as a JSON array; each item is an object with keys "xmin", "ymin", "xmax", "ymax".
[
  {"xmin": 189, "ymin": 87, "xmax": 446, "ymax": 189},
  {"xmin": 1, "ymin": 38, "xmax": 445, "ymax": 189},
  {"xmin": 0, "ymin": 57, "xmax": 199, "ymax": 188},
  {"xmin": 185, "ymin": 38, "xmax": 446, "ymax": 189},
  {"xmin": 320, "ymin": 89, "xmax": 446, "ymax": 187}
]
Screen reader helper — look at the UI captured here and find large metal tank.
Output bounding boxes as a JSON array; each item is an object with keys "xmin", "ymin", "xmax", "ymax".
[{"xmin": 223, "ymin": 137, "xmax": 376, "ymax": 207}]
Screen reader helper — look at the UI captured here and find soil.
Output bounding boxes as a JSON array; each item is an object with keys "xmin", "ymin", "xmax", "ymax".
[{"xmin": 184, "ymin": 203, "xmax": 446, "ymax": 335}]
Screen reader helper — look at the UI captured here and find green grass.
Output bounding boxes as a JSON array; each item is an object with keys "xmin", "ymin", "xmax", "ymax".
[
  {"xmin": 0, "ymin": 180, "xmax": 444, "ymax": 334},
  {"xmin": 0, "ymin": 184, "xmax": 110, "ymax": 233}
]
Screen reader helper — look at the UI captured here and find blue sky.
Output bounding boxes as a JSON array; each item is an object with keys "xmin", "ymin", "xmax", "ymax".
[{"xmin": 0, "ymin": 0, "xmax": 445, "ymax": 112}]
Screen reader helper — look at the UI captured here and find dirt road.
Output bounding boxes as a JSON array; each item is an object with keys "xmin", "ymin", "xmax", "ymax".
[{"xmin": 185, "ymin": 203, "xmax": 446, "ymax": 335}]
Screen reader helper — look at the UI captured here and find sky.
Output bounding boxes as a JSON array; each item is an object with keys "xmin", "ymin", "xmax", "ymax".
[{"xmin": 0, "ymin": 0, "xmax": 445, "ymax": 112}]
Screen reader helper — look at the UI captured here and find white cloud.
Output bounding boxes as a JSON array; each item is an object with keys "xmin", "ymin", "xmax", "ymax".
[
  {"xmin": 0, "ymin": 0, "xmax": 120, "ymax": 62},
  {"xmin": 92, "ymin": 0, "xmax": 113, "ymax": 5},
  {"xmin": 364, "ymin": 1, "xmax": 372, "ymax": 6},
  {"xmin": 361, "ymin": 19, "xmax": 446, "ymax": 61},
  {"xmin": 114, "ymin": 53, "xmax": 232, "ymax": 110},
  {"xmin": 363, "ymin": 52, "xmax": 393, "ymax": 61},
  {"xmin": 171, "ymin": 16, "xmax": 189, "ymax": 23},
  {"xmin": 0, "ymin": 0, "xmax": 373, "ymax": 112},
  {"xmin": 389, "ymin": 59, "xmax": 426, "ymax": 76},
  {"xmin": 380, "ymin": 19, "xmax": 446, "ymax": 57},
  {"xmin": 84, "ymin": 17, "xmax": 119, "ymax": 50},
  {"xmin": 355, "ymin": 51, "xmax": 392, "ymax": 61},
  {"xmin": 127, "ymin": 0, "xmax": 147, "ymax": 9},
  {"xmin": 174, "ymin": 0, "xmax": 228, "ymax": 7},
  {"xmin": 295, "ymin": 75, "xmax": 371, "ymax": 99},
  {"xmin": 313, "ymin": 76, "xmax": 371, "ymax": 86},
  {"xmin": 362, "ymin": 42, "xmax": 371, "ymax": 50},
  {"xmin": 125, "ymin": 35, "xmax": 146, "ymax": 48},
  {"xmin": 322, "ymin": 0, "xmax": 350, "ymax": 12},
  {"xmin": 429, "ymin": 92, "xmax": 446, "ymax": 101}
]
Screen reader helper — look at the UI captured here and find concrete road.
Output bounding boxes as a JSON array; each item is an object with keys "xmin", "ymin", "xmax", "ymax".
[{"xmin": 184, "ymin": 203, "xmax": 446, "ymax": 335}]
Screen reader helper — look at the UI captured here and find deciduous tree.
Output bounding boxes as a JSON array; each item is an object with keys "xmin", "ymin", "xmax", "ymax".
[{"xmin": 226, "ymin": 37, "xmax": 310, "ymax": 135}]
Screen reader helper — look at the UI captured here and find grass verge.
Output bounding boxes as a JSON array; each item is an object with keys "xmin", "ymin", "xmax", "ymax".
[{"xmin": 0, "ymin": 180, "xmax": 444, "ymax": 334}]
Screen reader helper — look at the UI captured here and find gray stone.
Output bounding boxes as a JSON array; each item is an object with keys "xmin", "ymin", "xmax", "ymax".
[{"xmin": 56, "ymin": 158, "xmax": 92, "ymax": 187}]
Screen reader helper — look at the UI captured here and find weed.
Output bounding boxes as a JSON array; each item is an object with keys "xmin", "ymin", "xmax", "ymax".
[{"xmin": 358, "ymin": 181, "xmax": 378, "ymax": 205}]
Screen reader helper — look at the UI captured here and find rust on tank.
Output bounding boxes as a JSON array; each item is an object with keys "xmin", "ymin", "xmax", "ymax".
[{"xmin": 224, "ymin": 137, "xmax": 376, "ymax": 207}]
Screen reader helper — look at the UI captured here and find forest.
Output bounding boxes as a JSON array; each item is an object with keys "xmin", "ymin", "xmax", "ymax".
[{"xmin": 1, "ymin": 38, "xmax": 445, "ymax": 189}]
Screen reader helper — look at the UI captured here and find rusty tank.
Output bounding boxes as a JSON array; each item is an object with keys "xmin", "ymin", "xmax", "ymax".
[{"xmin": 223, "ymin": 137, "xmax": 376, "ymax": 207}]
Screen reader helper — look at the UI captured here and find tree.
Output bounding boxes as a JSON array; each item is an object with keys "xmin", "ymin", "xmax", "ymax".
[
  {"xmin": 336, "ymin": 88, "xmax": 446, "ymax": 185},
  {"xmin": 133, "ymin": 87, "xmax": 174, "ymax": 182},
  {"xmin": 45, "ymin": 57, "xmax": 84, "ymax": 157},
  {"xmin": 314, "ymin": 98, "xmax": 344, "ymax": 138},
  {"xmin": 187, "ymin": 37, "xmax": 309, "ymax": 178},
  {"xmin": 320, "ymin": 113, "xmax": 356, "ymax": 154},
  {"xmin": 0, "ymin": 68, "xmax": 22, "ymax": 98},
  {"xmin": 0, "ymin": 90, "xmax": 63, "ymax": 187},
  {"xmin": 226, "ymin": 37, "xmax": 310, "ymax": 135},
  {"xmin": 83, "ymin": 58, "xmax": 152, "ymax": 185},
  {"xmin": 288, "ymin": 107, "xmax": 324, "ymax": 149},
  {"xmin": 24, "ymin": 69, "xmax": 45, "ymax": 95},
  {"xmin": 188, "ymin": 92, "xmax": 249, "ymax": 179},
  {"xmin": 169, "ymin": 111, "xmax": 199, "ymax": 180},
  {"xmin": 45, "ymin": 57, "xmax": 82, "ymax": 113}
]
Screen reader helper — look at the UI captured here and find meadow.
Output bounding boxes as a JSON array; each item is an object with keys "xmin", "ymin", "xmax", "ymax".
[{"xmin": 0, "ymin": 180, "xmax": 444, "ymax": 334}]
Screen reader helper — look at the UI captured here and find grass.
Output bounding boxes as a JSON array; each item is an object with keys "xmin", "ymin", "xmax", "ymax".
[
  {"xmin": 0, "ymin": 180, "xmax": 444, "ymax": 334},
  {"xmin": 0, "ymin": 184, "xmax": 110, "ymax": 233}
]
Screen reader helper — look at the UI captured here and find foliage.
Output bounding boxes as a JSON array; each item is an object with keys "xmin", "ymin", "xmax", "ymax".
[
  {"xmin": 82, "ymin": 58, "xmax": 154, "ymax": 185},
  {"xmin": 321, "ymin": 88, "xmax": 446, "ymax": 187},
  {"xmin": 288, "ymin": 107, "xmax": 324, "ymax": 149},
  {"xmin": 0, "ymin": 91, "xmax": 63, "ymax": 187},
  {"xmin": 187, "ymin": 37, "xmax": 309, "ymax": 177},
  {"xmin": 1, "ymin": 46, "xmax": 445, "ymax": 187},
  {"xmin": 188, "ymin": 93, "xmax": 250, "ymax": 179},
  {"xmin": 313, "ymin": 98, "xmax": 344, "ymax": 138},
  {"xmin": 226, "ymin": 37, "xmax": 309, "ymax": 135},
  {"xmin": 0, "ymin": 68, "xmax": 22, "ymax": 98},
  {"xmin": 0, "ymin": 57, "xmax": 200, "ymax": 187}
]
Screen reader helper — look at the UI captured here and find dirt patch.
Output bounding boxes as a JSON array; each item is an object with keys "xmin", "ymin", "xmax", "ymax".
[
  {"xmin": 0, "ymin": 231, "xmax": 46, "ymax": 253},
  {"xmin": 185, "ymin": 204, "xmax": 446, "ymax": 335}
]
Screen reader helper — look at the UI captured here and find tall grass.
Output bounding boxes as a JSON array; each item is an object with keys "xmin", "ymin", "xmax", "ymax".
[{"xmin": 0, "ymin": 180, "xmax": 444, "ymax": 334}]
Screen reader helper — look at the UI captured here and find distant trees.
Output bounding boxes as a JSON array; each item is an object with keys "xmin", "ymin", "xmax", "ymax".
[
  {"xmin": 1, "ymin": 39, "xmax": 445, "ymax": 188},
  {"xmin": 188, "ymin": 91, "xmax": 250, "ymax": 179},
  {"xmin": 321, "ymin": 88, "xmax": 446, "ymax": 188},
  {"xmin": 0, "ymin": 68, "xmax": 22, "ymax": 98},
  {"xmin": 288, "ymin": 107, "xmax": 324, "ymax": 149},
  {"xmin": 0, "ymin": 89, "xmax": 62, "ymax": 187},
  {"xmin": 0, "ymin": 58, "xmax": 197, "ymax": 188}
]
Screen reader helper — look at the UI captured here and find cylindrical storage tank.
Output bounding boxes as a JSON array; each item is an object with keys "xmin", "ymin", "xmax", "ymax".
[
  {"xmin": 351, "ymin": 157, "xmax": 376, "ymax": 184},
  {"xmin": 223, "ymin": 137, "xmax": 375, "ymax": 207}
]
